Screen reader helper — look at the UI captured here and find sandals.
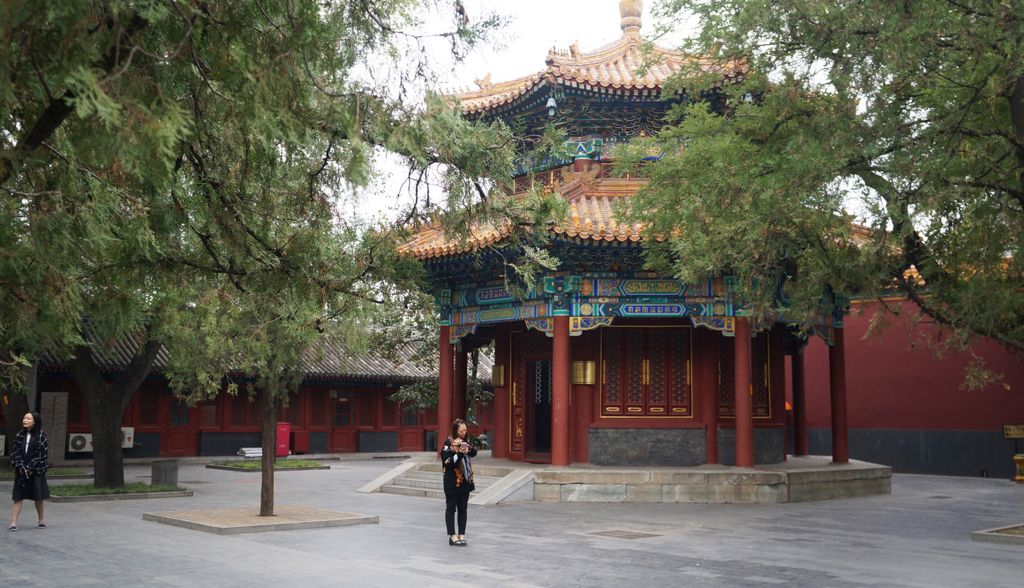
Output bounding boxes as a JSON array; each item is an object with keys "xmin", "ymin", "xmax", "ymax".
[
  {"xmin": 38, "ymin": 523, "xmax": 46, "ymax": 529},
  {"xmin": 7, "ymin": 525, "xmax": 15, "ymax": 532}
]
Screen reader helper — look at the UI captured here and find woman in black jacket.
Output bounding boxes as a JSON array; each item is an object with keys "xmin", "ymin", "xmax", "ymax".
[
  {"xmin": 441, "ymin": 418, "xmax": 476, "ymax": 546},
  {"xmin": 9, "ymin": 411, "xmax": 50, "ymax": 531}
]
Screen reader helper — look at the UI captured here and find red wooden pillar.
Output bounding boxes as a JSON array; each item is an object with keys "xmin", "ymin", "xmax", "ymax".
[
  {"xmin": 734, "ymin": 317, "xmax": 754, "ymax": 467},
  {"xmin": 551, "ymin": 315, "xmax": 571, "ymax": 466},
  {"xmin": 491, "ymin": 329, "xmax": 509, "ymax": 459},
  {"xmin": 453, "ymin": 349, "xmax": 468, "ymax": 421},
  {"xmin": 791, "ymin": 351, "xmax": 808, "ymax": 456},
  {"xmin": 829, "ymin": 327, "xmax": 849, "ymax": 464},
  {"xmin": 437, "ymin": 326, "xmax": 453, "ymax": 451},
  {"xmin": 699, "ymin": 328, "xmax": 719, "ymax": 464}
]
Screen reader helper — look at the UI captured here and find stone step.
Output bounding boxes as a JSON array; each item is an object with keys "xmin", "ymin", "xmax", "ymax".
[
  {"xmin": 393, "ymin": 474, "xmax": 501, "ymax": 491},
  {"xmin": 379, "ymin": 484, "xmax": 446, "ymax": 499},
  {"xmin": 416, "ymin": 464, "xmax": 513, "ymax": 478},
  {"xmin": 392, "ymin": 476, "xmax": 444, "ymax": 490},
  {"xmin": 402, "ymin": 471, "xmax": 503, "ymax": 485}
]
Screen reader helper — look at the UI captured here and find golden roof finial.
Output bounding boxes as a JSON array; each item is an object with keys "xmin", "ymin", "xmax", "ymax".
[
  {"xmin": 620, "ymin": 0, "xmax": 642, "ymax": 36},
  {"xmin": 474, "ymin": 73, "xmax": 492, "ymax": 90}
]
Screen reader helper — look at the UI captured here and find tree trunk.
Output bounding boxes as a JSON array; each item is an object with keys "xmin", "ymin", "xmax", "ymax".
[
  {"xmin": 69, "ymin": 333, "xmax": 162, "ymax": 489},
  {"xmin": 259, "ymin": 387, "xmax": 277, "ymax": 516},
  {"xmin": 85, "ymin": 388, "xmax": 128, "ymax": 488}
]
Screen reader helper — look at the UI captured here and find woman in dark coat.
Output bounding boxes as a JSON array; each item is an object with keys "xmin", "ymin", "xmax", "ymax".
[
  {"xmin": 9, "ymin": 411, "xmax": 50, "ymax": 531},
  {"xmin": 441, "ymin": 418, "xmax": 476, "ymax": 546}
]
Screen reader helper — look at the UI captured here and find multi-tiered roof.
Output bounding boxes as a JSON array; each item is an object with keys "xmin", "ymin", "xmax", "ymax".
[{"xmin": 402, "ymin": 1, "xmax": 728, "ymax": 263}]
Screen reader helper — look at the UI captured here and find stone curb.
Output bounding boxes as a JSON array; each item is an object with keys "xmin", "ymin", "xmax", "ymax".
[
  {"xmin": 204, "ymin": 465, "xmax": 331, "ymax": 472},
  {"xmin": 142, "ymin": 511, "xmax": 379, "ymax": 535},
  {"xmin": 50, "ymin": 490, "xmax": 194, "ymax": 503},
  {"xmin": 970, "ymin": 523, "xmax": 1024, "ymax": 545},
  {"xmin": 0, "ymin": 473, "xmax": 94, "ymax": 481},
  {"xmin": 357, "ymin": 459, "xmax": 419, "ymax": 493}
]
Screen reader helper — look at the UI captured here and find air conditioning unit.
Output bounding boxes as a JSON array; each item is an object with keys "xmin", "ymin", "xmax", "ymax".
[
  {"xmin": 68, "ymin": 433, "xmax": 91, "ymax": 453},
  {"xmin": 68, "ymin": 427, "xmax": 135, "ymax": 453}
]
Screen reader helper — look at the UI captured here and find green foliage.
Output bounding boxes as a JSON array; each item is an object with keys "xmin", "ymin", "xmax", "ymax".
[
  {"xmin": 390, "ymin": 378, "xmax": 440, "ymax": 411},
  {"xmin": 0, "ymin": 0, "xmax": 515, "ymax": 401},
  {"xmin": 50, "ymin": 482, "xmax": 184, "ymax": 496},
  {"xmin": 389, "ymin": 346, "xmax": 493, "ymax": 424},
  {"xmin": 628, "ymin": 0, "xmax": 1024, "ymax": 382},
  {"xmin": 0, "ymin": 1, "xmax": 521, "ymax": 499}
]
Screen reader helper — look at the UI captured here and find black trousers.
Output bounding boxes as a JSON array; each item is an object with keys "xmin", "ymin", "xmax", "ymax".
[{"xmin": 445, "ymin": 492, "xmax": 470, "ymax": 535}]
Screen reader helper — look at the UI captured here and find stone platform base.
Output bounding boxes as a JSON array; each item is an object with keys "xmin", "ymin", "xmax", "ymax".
[
  {"xmin": 532, "ymin": 456, "xmax": 891, "ymax": 504},
  {"xmin": 143, "ymin": 505, "xmax": 379, "ymax": 534}
]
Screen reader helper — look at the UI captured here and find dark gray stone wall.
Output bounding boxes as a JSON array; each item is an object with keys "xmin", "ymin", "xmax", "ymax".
[
  {"xmin": 809, "ymin": 428, "xmax": 1019, "ymax": 479},
  {"xmin": 424, "ymin": 431, "xmax": 437, "ymax": 451},
  {"xmin": 124, "ymin": 433, "xmax": 161, "ymax": 458},
  {"xmin": 716, "ymin": 428, "xmax": 785, "ymax": 466},
  {"xmin": 310, "ymin": 431, "xmax": 328, "ymax": 454},
  {"xmin": 358, "ymin": 431, "xmax": 398, "ymax": 452},
  {"xmin": 588, "ymin": 428, "xmax": 705, "ymax": 466},
  {"xmin": 200, "ymin": 432, "xmax": 261, "ymax": 456}
]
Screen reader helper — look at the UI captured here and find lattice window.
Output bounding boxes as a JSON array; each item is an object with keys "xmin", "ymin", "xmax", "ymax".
[
  {"xmin": 200, "ymin": 402, "xmax": 218, "ymax": 428},
  {"xmin": 603, "ymin": 327, "xmax": 692, "ymax": 417},
  {"xmin": 669, "ymin": 329, "xmax": 690, "ymax": 412},
  {"xmin": 648, "ymin": 331, "xmax": 666, "ymax": 406},
  {"xmin": 625, "ymin": 330, "xmax": 644, "ymax": 406},
  {"xmin": 139, "ymin": 388, "xmax": 159, "ymax": 426},
  {"xmin": 603, "ymin": 329, "xmax": 621, "ymax": 406}
]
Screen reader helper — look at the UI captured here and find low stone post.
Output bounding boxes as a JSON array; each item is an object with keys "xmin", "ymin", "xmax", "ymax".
[{"xmin": 151, "ymin": 459, "xmax": 179, "ymax": 487}]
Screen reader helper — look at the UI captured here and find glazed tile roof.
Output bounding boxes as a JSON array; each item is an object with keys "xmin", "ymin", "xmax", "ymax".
[
  {"xmin": 454, "ymin": 30, "xmax": 739, "ymax": 116},
  {"xmin": 553, "ymin": 178, "xmax": 646, "ymax": 242},
  {"xmin": 40, "ymin": 326, "xmax": 491, "ymax": 384},
  {"xmin": 399, "ymin": 219, "xmax": 513, "ymax": 261},
  {"xmin": 398, "ymin": 175, "xmax": 649, "ymax": 260}
]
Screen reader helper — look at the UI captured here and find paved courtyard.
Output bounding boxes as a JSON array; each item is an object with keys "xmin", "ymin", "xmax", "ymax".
[{"xmin": 1, "ymin": 458, "xmax": 1021, "ymax": 587}]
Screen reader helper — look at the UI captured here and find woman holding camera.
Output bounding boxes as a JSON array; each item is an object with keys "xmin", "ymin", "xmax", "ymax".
[
  {"xmin": 441, "ymin": 418, "xmax": 476, "ymax": 546},
  {"xmin": 9, "ymin": 411, "xmax": 50, "ymax": 532}
]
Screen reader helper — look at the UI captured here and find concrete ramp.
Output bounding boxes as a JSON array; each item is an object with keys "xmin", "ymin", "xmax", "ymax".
[{"xmin": 358, "ymin": 457, "xmax": 537, "ymax": 505}]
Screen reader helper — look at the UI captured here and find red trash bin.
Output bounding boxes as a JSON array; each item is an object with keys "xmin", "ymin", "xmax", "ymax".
[{"xmin": 275, "ymin": 422, "xmax": 291, "ymax": 457}]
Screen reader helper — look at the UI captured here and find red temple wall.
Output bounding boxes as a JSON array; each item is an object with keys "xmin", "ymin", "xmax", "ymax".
[{"xmin": 796, "ymin": 299, "xmax": 1024, "ymax": 431}]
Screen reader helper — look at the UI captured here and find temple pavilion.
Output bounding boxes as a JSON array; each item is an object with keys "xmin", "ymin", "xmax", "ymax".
[{"xmin": 401, "ymin": 0, "xmax": 850, "ymax": 468}]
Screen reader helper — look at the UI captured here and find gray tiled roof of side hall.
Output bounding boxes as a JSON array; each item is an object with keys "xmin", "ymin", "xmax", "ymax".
[{"xmin": 38, "ymin": 327, "xmax": 492, "ymax": 385}]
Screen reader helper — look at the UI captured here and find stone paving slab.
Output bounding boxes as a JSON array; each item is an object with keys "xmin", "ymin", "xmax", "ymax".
[
  {"xmin": 142, "ymin": 505, "xmax": 379, "ymax": 535},
  {"xmin": 1, "ymin": 463, "xmax": 1021, "ymax": 587},
  {"xmin": 971, "ymin": 523, "xmax": 1024, "ymax": 545}
]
